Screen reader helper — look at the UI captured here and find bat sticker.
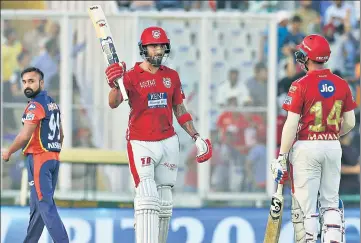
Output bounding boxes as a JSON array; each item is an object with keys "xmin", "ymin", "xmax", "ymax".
[{"xmin": 270, "ymin": 197, "xmax": 282, "ymax": 219}]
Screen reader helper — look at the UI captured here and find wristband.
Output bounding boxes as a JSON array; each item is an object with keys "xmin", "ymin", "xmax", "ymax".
[{"xmin": 177, "ymin": 113, "xmax": 192, "ymax": 125}]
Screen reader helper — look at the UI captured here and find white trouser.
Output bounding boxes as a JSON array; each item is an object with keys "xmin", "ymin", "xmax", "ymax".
[
  {"xmin": 290, "ymin": 140, "xmax": 342, "ymax": 242},
  {"xmin": 127, "ymin": 134, "xmax": 180, "ymax": 188},
  {"xmin": 127, "ymin": 135, "xmax": 180, "ymax": 243}
]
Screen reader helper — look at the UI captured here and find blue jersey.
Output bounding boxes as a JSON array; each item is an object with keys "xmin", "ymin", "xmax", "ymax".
[{"xmin": 22, "ymin": 91, "xmax": 62, "ymax": 154}]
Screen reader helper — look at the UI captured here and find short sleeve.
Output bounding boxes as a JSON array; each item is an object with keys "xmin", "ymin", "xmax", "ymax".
[
  {"xmin": 122, "ymin": 72, "xmax": 132, "ymax": 91},
  {"xmin": 23, "ymin": 102, "xmax": 46, "ymax": 125},
  {"xmin": 282, "ymin": 82, "xmax": 303, "ymax": 114},
  {"xmin": 172, "ymin": 72, "xmax": 185, "ymax": 105},
  {"xmin": 342, "ymin": 84, "xmax": 357, "ymax": 112}
]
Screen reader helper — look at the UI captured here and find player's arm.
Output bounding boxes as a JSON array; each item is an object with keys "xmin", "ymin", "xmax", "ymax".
[
  {"xmin": 172, "ymin": 103, "xmax": 199, "ymax": 139},
  {"xmin": 7, "ymin": 123, "xmax": 37, "ymax": 155},
  {"xmin": 340, "ymin": 83, "xmax": 357, "ymax": 136},
  {"xmin": 340, "ymin": 110, "xmax": 356, "ymax": 136},
  {"xmin": 109, "ymin": 87, "xmax": 124, "ymax": 109},
  {"xmin": 271, "ymin": 82, "xmax": 302, "ymax": 184},
  {"xmin": 60, "ymin": 122, "xmax": 64, "ymax": 145},
  {"xmin": 2, "ymin": 102, "xmax": 45, "ymax": 162},
  {"xmin": 173, "ymin": 102, "xmax": 212, "ymax": 163},
  {"xmin": 341, "ymin": 163, "xmax": 360, "ymax": 174},
  {"xmin": 279, "ymin": 111, "xmax": 301, "ymax": 154}
]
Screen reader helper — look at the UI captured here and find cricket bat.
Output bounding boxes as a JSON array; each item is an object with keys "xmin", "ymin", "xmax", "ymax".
[
  {"xmin": 88, "ymin": 5, "xmax": 128, "ymax": 101},
  {"xmin": 263, "ymin": 183, "xmax": 284, "ymax": 243}
]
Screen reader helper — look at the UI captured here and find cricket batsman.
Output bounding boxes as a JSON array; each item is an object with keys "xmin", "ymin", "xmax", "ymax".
[
  {"xmin": 104, "ymin": 26, "xmax": 213, "ymax": 243},
  {"xmin": 271, "ymin": 34, "xmax": 357, "ymax": 242},
  {"xmin": 1, "ymin": 67, "xmax": 69, "ymax": 242}
]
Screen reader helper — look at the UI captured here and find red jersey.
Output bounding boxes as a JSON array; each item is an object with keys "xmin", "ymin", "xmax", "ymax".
[
  {"xmin": 282, "ymin": 69, "xmax": 357, "ymax": 141},
  {"xmin": 216, "ymin": 112, "xmax": 265, "ymax": 153},
  {"xmin": 123, "ymin": 62, "xmax": 185, "ymax": 141}
]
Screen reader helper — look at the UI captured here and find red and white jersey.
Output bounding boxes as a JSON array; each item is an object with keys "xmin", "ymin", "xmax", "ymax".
[
  {"xmin": 282, "ymin": 69, "xmax": 357, "ymax": 141},
  {"xmin": 123, "ymin": 62, "xmax": 185, "ymax": 141}
]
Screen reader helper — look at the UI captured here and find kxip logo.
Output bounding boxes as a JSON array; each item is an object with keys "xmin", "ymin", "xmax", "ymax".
[
  {"xmin": 152, "ymin": 30, "xmax": 161, "ymax": 39},
  {"xmin": 318, "ymin": 80, "xmax": 335, "ymax": 98}
]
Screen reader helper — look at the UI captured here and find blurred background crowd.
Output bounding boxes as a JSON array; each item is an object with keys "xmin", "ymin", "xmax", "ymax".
[{"xmin": 1, "ymin": 0, "xmax": 360, "ymax": 204}]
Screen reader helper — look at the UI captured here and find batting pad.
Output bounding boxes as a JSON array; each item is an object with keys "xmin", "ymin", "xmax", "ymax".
[
  {"xmin": 134, "ymin": 178, "xmax": 160, "ymax": 243},
  {"xmin": 158, "ymin": 185, "xmax": 173, "ymax": 243}
]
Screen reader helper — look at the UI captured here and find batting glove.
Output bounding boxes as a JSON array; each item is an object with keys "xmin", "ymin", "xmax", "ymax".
[
  {"xmin": 105, "ymin": 62, "xmax": 126, "ymax": 89},
  {"xmin": 271, "ymin": 154, "xmax": 289, "ymax": 184},
  {"xmin": 193, "ymin": 134, "xmax": 212, "ymax": 163}
]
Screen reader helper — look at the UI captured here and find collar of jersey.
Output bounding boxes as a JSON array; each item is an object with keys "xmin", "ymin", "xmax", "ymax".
[
  {"xmin": 135, "ymin": 62, "xmax": 164, "ymax": 73},
  {"xmin": 307, "ymin": 69, "xmax": 331, "ymax": 75},
  {"xmin": 29, "ymin": 90, "xmax": 47, "ymax": 101}
]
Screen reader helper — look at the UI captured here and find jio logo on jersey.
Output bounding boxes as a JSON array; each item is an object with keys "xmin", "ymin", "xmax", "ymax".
[{"xmin": 318, "ymin": 80, "xmax": 335, "ymax": 98}]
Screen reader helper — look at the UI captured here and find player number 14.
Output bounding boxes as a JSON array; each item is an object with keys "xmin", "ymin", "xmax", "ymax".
[{"xmin": 309, "ymin": 100, "xmax": 342, "ymax": 132}]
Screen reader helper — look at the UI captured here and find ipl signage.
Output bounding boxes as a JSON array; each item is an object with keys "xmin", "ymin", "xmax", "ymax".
[{"xmin": 1, "ymin": 207, "xmax": 359, "ymax": 243}]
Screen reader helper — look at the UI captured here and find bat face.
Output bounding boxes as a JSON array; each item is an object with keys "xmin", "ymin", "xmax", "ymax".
[
  {"xmin": 263, "ymin": 186, "xmax": 284, "ymax": 243},
  {"xmin": 88, "ymin": 4, "xmax": 129, "ymax": 101}
]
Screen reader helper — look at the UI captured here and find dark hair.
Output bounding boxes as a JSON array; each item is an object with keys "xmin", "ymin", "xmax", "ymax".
[
  {"xmin": 229, "ymin": 68, "xmax": 239, "ymax": 74},
  {"xmin": 292, "ymin": 15, "xmax": 302, "ymax": 23},
  {"xmin": 21, "ymin": 67, "xmax": 44, "ymax": 80},
  {"xmin": 45, "ymin": 38, "xmax": 57, "ymax": 53},
  {"xmin": 255, "ymin": 62, "xmax": 267, "ymax": 72}
]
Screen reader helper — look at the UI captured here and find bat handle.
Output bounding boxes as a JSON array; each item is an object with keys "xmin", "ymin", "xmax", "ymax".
[
  {"xmin": 276, "ymin": 183, "xmax": 283, "ymax": 195},
  {"xmin": 116, "ymin": 77, "xmax": 129, "ymax": 101}
]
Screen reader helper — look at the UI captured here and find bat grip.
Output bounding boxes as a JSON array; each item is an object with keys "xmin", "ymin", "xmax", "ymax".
[
  {"xmin": 276, "ymin": 183, "xmax": 283, "ymax": 195},
  {"xmin": 116, "ymin": 77, "xmax": 128, "ymax": 101}
]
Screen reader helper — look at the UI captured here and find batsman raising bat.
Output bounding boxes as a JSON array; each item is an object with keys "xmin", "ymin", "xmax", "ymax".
[
  {"xmin": 272, "ymin": 34, "xmax": 357, "ymax": 243},
  {"xmin": 105, "ymin": 26, "xmax": 213, "ymax": 243}
]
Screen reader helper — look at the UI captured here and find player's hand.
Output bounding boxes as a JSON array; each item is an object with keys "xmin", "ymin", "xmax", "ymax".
[
  {"xmin": 1, "ymin": 150, "xmax": 11, "ymax": 162},
  {"xmin": 105, "ymin": 62, "xmax": 126, "ymax": 89},
  {"xmin": 194, "ymin": 135, "xmax": 212, "ymax": 163},
  {"xmin": 270, "ymin": 154, "xmax": 289, "ymax": 184}
]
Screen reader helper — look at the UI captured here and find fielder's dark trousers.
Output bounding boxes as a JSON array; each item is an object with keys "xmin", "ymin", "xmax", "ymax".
[{"xmin": 23, "ymin": 153, "xmax": 69, "ymax": 243}]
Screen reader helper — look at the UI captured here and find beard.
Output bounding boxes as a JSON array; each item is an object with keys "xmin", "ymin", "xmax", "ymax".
[
  {"xmin": 147, "ymin": 55, "xmax": 164, "ymax": 67},
  {"xmin": 24, "ymin": 87, "xmax": 41, "ymax": 98}
]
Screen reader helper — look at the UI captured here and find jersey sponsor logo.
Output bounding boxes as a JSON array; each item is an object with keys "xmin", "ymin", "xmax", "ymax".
[
  {"xmin": 22, "ymin": 113, "xmax": 35, "ymax": 122},
  {"xmin": 316, "ymin": 56, "xmax": 329, "ymax": 61},
  {"xmin": 28, "ymin": 104, "xmax": 36, "ymax": 110},
  {"xmin": 148, "ymin": 92, "xmax": 168, "ymax": 108},
  {"xmin": 163, "ymin": 162, "xmax": 177, "ymax": 171},
  {"xmin": 163, "ymin": 77, "xmax": 172, "ymax": 88},
  {"xmin": 318, "ymin": 80, "xmax": 335, "ymax": 98},
  {"xmin": 283, "ymin": 96, "xmax": 292, "ymax": 105},
  {"xmin": 140, "ymin": 79, "xmax": 156, "ymax": 88},
  {"xmin": 47, "ymin": 102, "xmax": 59, "ymax": 111}
]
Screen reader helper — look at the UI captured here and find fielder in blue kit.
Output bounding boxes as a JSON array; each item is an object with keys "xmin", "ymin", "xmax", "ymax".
[{"xmin": 2, "ymin": 67, "xmax": 69, "ymax": 243}]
